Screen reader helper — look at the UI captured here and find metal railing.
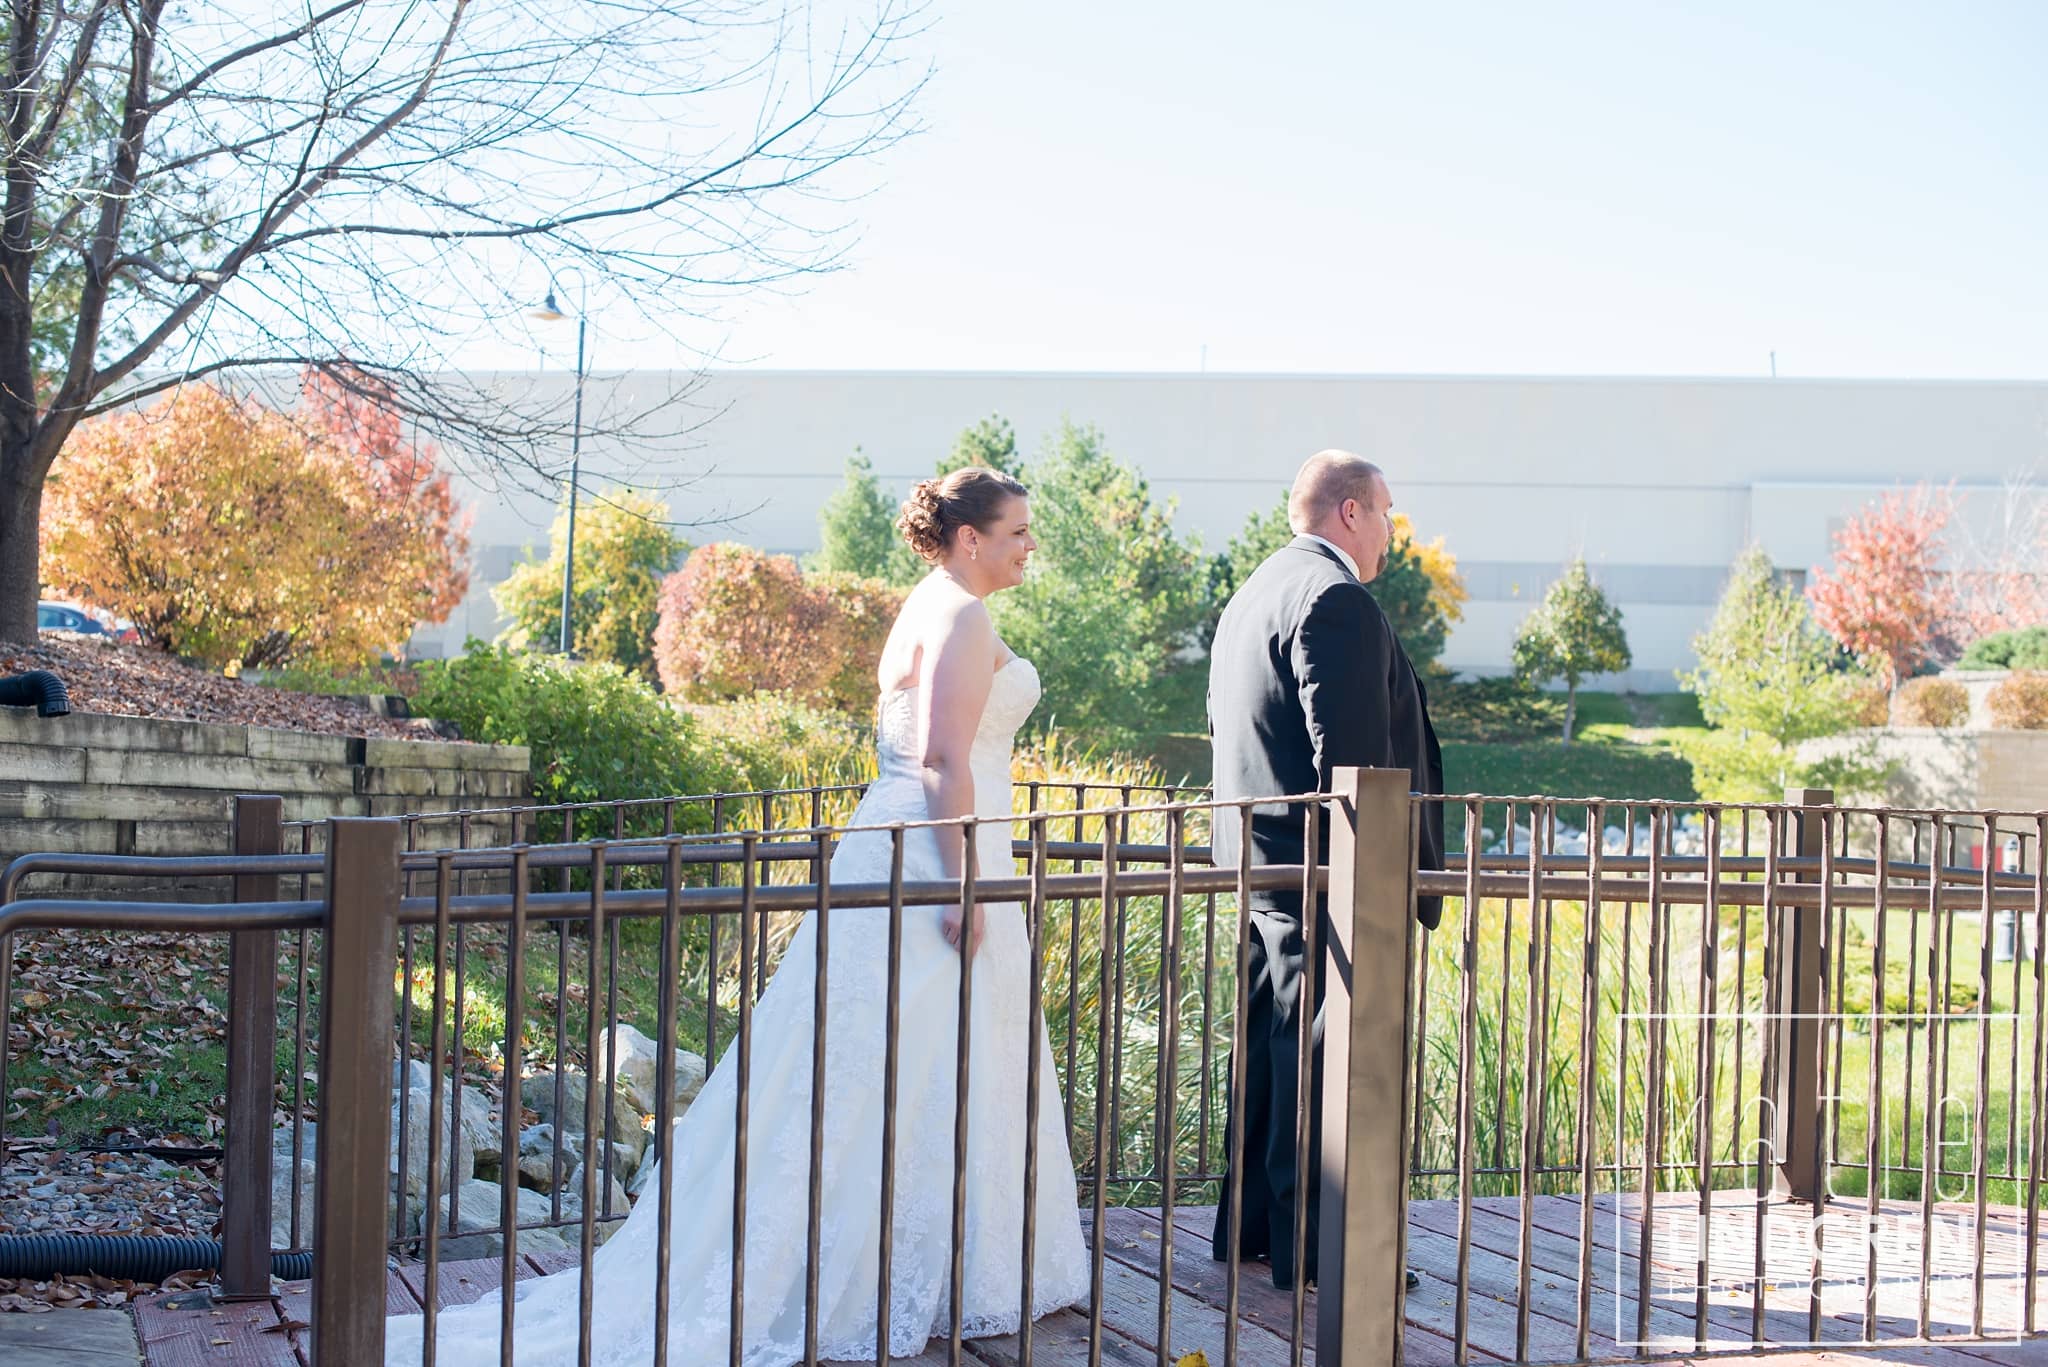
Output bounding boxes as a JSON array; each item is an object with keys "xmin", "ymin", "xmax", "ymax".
[{"xmin": 3, "ymin": 774, "xmax": 2044, "ymax": 1365}]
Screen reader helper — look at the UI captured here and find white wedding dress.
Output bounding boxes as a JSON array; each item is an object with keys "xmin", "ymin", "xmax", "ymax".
[{"xmin": 386, "ymin": 656, "xmax": 1089, "ymax": 1366}]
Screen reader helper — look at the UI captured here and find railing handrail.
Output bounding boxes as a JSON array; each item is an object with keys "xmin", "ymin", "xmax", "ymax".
[
  {"xmin": 6, "ymin": 781, "xmax": 2045, "ymax": 1363},
  {"xmin": 276, "ymin": 778, "xmax": 1215, "ymax": 832}
]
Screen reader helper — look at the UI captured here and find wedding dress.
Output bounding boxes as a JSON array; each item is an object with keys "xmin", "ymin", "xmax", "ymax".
[{"xmin": 386, "ymin": 655, "xmax": 1089, "ymax": 1366}]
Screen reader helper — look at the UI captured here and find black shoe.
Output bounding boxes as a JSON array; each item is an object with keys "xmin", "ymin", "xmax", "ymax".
[{"xmin": 1405, "ymin": 1268, "xmax": 1421, "ymax": 1291}]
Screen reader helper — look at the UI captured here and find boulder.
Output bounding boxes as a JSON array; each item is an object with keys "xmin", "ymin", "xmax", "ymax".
[
  {"xmin": 264, "ymin": 1145, "xmax": 423, "ymax": 1245},
  {"xmin": 593, "ymin": 1023, "xmax": 708, "ymax": 1116},
  {"xmin": 391, "ymin": 1084, "xmax": 477, "ymax": 1197},
  {"xmin": 269, "ymin": 1157, "xmax": 317, "ymax": 1251},
  {"xmin": 515, "ymin": 1135, "xmax": 637, "ymax": 1192},
  {"xmin": 394, "ymin": 1057, "xmax": 506, "ymax": 1167},
  {"xmin": 428, "ymin": 1179, "xmax": 573, "ymax": 1261},
  {"xmin": 522, "ymin": 1070, "xmax": 646, "ymax": 1164},
  {"xmin": 271, "ymin": 1120, "xmax": 317, "ymax": 1165},
  {"xmin": 559, "ymin": 1167, "xmax": 633, "ymax": 1246},
  {"xmin": 517, "ymin": 1148, "xmax": 574, "ymax": 1193}
]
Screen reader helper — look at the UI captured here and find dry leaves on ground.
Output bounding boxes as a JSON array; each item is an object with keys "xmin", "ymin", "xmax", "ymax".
[
  {"xmin": 4, "ymin": 929, "xmax": 232, "ymax": 1134},
  {"xmin": 0, "ymin": 635, "xmax": 435, "ymax": 738},
  {"xmin": 0, "ymin": 1266, "xmax": 212, "ymax": 1312}
]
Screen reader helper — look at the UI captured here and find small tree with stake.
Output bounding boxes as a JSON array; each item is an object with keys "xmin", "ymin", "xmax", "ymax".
[{"xmin": 1511, "ymin": 558, "xmax": 1631, "ymax": 744}]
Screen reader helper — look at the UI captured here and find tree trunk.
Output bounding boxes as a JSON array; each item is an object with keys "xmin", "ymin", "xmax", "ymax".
[
  {"xmin": 1561, "ymin": 683, "xmax": 1577, "ymax": 746},
  {"xmin": 0, "ymin": 457, "xmax": 43, "ymax": 644}
]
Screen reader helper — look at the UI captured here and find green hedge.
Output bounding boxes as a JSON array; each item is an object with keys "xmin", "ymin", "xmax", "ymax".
[{"xmin": 1959, "ymin": 626, "xmax": 2048, "ymax": 671}]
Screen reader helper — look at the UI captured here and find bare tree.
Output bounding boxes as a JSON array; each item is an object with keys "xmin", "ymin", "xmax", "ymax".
[
  {"xmin": 1948, "ymin": 472, "xmax": 2048, "ymax": 643},
  {"xmin": 0, "ymin": 0, "xmax": 924, "ymax": 641}
]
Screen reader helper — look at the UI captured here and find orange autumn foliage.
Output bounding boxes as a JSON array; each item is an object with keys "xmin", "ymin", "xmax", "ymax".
[
  {"xmin": 41, "ymin": 380, "xmax": 469, "ymax": 670},
  {"xmin": 654, "ymin": 543, "xmax": 903, "ymax": 713},
  {"xmin": 1807, "ymin": 486, "xmax": 1956, "ymax": 690}
]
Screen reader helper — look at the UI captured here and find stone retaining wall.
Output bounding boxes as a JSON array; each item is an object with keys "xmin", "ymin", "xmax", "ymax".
[
  {"xmin": 0, "ymin": 708, "xmax": 529, "ymax": 899},
  {"xmin": 1806, "ymin": 726, "xmax": 2048, "ymax": 840}
]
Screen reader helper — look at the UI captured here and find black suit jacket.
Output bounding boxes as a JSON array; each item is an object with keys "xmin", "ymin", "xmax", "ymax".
[{"xmin": 1209, "ymin": 536, "xmax": 1445, "ymax": 929}]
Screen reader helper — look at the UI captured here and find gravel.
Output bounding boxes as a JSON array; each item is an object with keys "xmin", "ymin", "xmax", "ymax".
[{"xmin": 1, "ymin": 1147, "xmax": 221, "ymax": 1239}]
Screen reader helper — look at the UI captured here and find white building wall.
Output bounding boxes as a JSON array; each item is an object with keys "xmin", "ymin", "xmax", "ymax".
[{"xmin": 414, "ymin": 372, "xmax": 2048, "ymax": 690}]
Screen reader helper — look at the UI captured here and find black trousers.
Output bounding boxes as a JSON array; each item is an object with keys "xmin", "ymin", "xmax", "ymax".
[{"xmin": 1211, "ymin": 893, "xmax": 1325, "ymax": 1291}]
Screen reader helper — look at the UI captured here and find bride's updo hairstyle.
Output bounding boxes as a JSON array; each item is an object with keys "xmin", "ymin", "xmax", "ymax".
[{"xmin": 897, "ymin": 466, "xmax": 1029, "ymax": 563}]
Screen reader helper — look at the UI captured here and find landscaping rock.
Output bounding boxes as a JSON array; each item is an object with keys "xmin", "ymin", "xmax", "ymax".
[
  {"xmin": 593, "ymin": 1022, "xmax": 709, "ymax": 1116},
  {"xmin": 515, "ymin": 1134, "xmax": 638, "ymax": 1193},
  {"xmin": 521, "ymin": 1069, "xmax": 646, "ymax": 1163},
  {"xmin": 392, "ymin": 1084, "xmax": 478, "ymax": 1197},
  {"xmin": 516, "ymin": 1148, "xmax": 574, "ymax": 1193},
  {"xmin": 394, "ymin": 1058, "xmax": 505, "ymax": 1166},
  {"xmin": 271, "ymin": 1120, "xmax": 317, "ymax": 1164},
  {"xmin": 269, "ymin": 1157, "xmax": 317, "ymax": 1251},
  {"xmin": 428, "ymin": 1179, "xmax": 573, "ymax": 1261},
  {"xmin": 559, "ymin": 1167, "xmax": 633, "ymax": 1246}
]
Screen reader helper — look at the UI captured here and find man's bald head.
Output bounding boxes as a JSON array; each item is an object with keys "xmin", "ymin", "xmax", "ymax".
[{"xmin": 1288, "ymin": 450, "xmax": 1385, "ymax": 534}]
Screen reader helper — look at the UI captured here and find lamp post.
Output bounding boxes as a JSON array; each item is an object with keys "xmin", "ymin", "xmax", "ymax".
[{"xmin": 530, "ymin": 276, "xmax": 588, "ymax": 656}]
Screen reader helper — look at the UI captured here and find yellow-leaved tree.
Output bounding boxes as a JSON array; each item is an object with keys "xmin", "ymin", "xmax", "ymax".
[{"xmin": 41, "ymin": 383, "xmax": 468, "ymax": 670}]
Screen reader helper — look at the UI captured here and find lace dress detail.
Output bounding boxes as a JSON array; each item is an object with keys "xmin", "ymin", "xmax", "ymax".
[{"xmin": 386, "ymin": 657, "xmax": 1088, "ymax": 1366}]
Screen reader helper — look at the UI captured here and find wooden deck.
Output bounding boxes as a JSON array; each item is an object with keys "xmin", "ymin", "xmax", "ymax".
[{"xmin": 127, "ymin": 1196, "xmax": 2048, "ymax": 1365}]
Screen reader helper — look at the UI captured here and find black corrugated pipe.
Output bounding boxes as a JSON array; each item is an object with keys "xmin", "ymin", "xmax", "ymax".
[
  {"xmin": 0, "ymin": 1233, "xmax": 312, "ymax": 1282},
  {"xmin": 0, "ymin": 669, "xmax": 70, "ymax": 717}
]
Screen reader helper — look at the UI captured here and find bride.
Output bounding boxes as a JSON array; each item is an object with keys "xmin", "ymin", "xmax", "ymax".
[{"xmin": 386, "ymin": 467, "xmax": 1090, "ymax": 1365}]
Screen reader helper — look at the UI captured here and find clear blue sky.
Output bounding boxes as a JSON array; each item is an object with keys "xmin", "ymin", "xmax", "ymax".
[{"xmin": 506, "ymin": 0, "xmax": 2048, "ymax": 379}]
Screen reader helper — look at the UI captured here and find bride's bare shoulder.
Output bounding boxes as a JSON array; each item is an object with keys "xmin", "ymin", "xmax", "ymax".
[{"xmin": 904, "ymin": 575, "xmax": 991, "ymax": 634}]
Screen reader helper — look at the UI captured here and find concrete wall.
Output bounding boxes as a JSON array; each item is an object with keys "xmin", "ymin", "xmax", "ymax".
[
  {"xmin": 1812, "ymin": 726, "xmax": 2048, "ymax": 840},
  {"xmin": 0, "ymin": 710, "xmax": 529, "ymax": 900},
  {"xmin": 410, "ymin": 370, "xmax": 2048, "ymax": 690}
]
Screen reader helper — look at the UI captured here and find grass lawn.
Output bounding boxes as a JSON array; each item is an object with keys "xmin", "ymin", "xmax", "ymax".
[{"xmin": 1144, "ymin": 690, "xmax": 1711, "ymax": 803}]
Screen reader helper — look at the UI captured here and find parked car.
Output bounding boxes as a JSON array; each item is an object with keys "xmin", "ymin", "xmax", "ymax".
[{"xmin": 37, "ymin": 601, "xmax": 106, "ymax": 635}]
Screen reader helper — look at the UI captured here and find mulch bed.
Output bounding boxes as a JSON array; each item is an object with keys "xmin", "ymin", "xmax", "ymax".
[{"xmin": 0, "ymin": 635, "xmax": 433, "ymax": 739}]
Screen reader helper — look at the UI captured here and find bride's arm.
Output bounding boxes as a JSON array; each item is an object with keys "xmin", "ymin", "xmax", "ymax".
[{"xmin": 917, "ymin": 600, "xmax": 997, "ymax": 951}]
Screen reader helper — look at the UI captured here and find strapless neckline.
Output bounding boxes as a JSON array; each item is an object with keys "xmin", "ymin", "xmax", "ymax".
[{"xmin": 878, "ymin": 654, "xmax": 1028, "ymax": 704}]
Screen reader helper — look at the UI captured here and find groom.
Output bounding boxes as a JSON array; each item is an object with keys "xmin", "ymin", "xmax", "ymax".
[{"xmin": 1208, "ymin": 449, "xmax": 1445, "ymax": 1293}]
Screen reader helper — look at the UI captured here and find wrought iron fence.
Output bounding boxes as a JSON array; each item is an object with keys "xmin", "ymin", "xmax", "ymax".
[{"xmin": 2, "ymin": 774, "xmax": 2044, "ymax": 1365}]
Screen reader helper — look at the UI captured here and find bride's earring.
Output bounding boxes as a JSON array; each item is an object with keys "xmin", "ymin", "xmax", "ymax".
[{"xmin": 970, "ymin": 544, "xmax": 978, "ymax": 561}]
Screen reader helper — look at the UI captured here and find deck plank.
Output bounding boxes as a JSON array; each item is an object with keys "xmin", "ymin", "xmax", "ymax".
[
  {"xmin": 142, "ymin": 1196, "xmax": 2048, "ymax": 1366},
  {"xmin": 1575, "ymin": 1191, "xmax": 2038, "ymax": 1344},
  {"xmin": 963, "ymin": 1308, "xmax": 1159, "ymax": 1367},
  {"xmin": 132, "ymin": 1294, "xmax": 294, "ymax": 1367},
  {"xmin": 1158, "ymin": 1204, "xmax": 1497, "ymax": 1364}
]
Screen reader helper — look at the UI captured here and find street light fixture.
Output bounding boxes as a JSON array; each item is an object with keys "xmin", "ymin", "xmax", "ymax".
[{"xmin": 530, "ymin": 275, "xmax": 588, "ymax": 656}]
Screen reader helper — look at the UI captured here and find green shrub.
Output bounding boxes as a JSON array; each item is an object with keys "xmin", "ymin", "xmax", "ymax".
[
  {"xmin": 1845, "ymin": 680, "xmax": 1891, "ymax": 728},
  {"xmin": 254, "ymin": 660, "xmax": 417, "ymax": 696},
  {"xmin": 682, "ymin": 693, "xmax": 875, "ymax": 792},
  {"xmin": 412, "ymin": 641, "xmax": 736, "ymax": 809},
  {"xmin": 1958, "ymin": 625, "xmax": 2048, "ymax": 671},
  {"xmin": 1988, "ymin": 672, "xmax": 2048, "ymax": 730},
  {"xmin": 1891, "ymin": 676, "xmax": 1970, "ymax": 729},
  {"xmin": 1431, "ymin": 675, "xmax": 1566, "ymax": 742}
]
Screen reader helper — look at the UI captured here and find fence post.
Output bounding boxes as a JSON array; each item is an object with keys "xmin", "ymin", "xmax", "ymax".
[
  {"xmin": 1318, "ymin": 767, "xmax": 1416, "ymax": 1367},
  {"xmin": 312, "ymin": 818, "xmax": 401, "ymax": 1364},
  {"xmin": 1772, "ymin": 787, "xmax": 1832, "ymax": 1201},
  {"xmin": 221, "ymin": 795, "xmax": 284, "ymax": 1300}
]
